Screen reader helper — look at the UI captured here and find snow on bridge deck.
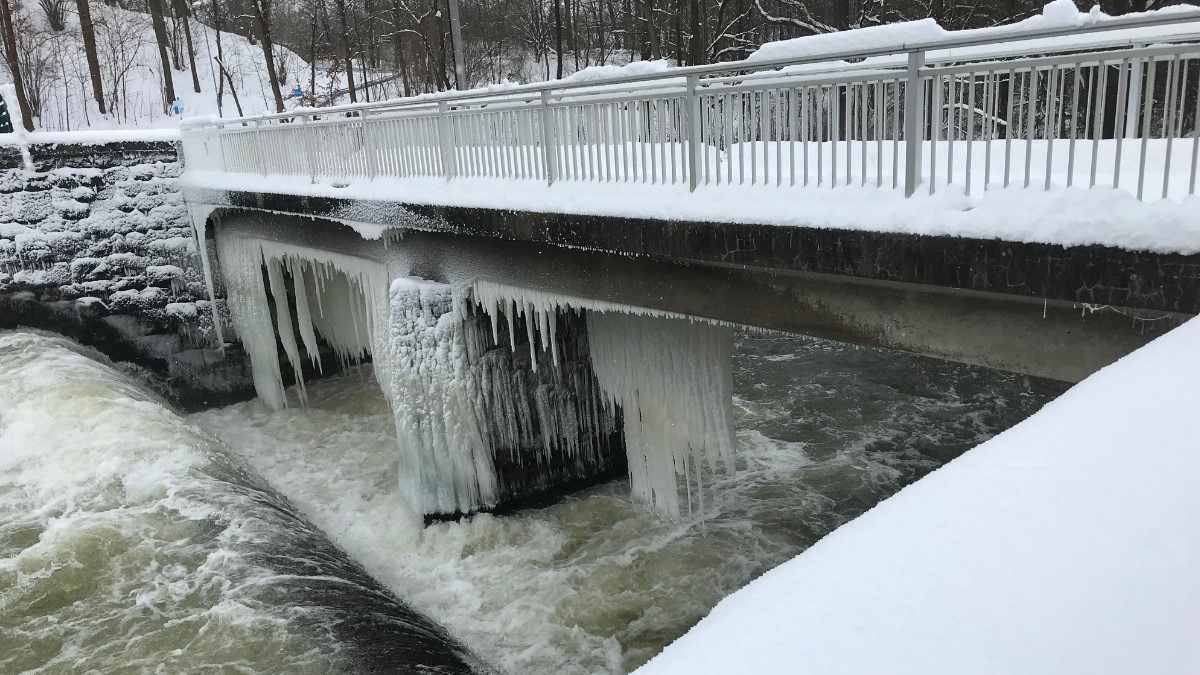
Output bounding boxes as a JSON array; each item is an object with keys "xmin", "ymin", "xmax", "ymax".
[{"xmin": 182, "ymin": 1, "xmax": 1200, "ymax": 254}]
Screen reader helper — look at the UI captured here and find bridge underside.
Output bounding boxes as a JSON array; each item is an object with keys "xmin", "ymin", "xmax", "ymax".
[
  {"xmin": 191, "ymin": 198, "xmax": 1193, "ymax": 521},
  {"xmin": 192, "ymin": 189, "xmax": 1194, "ymax": 383}
]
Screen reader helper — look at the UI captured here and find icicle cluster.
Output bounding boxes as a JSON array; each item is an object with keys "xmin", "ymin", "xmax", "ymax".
[
  {"xmin": 587, "ymin": 311, "xmax": 736, "ymax": 519},
  {"xmin": 187, "ymin": 206, "xmax": 224, "ymax": 347},
  {"xmin": 466, "ymin": 279, "xmax": 736, "ymax": 520},
  {"xmin": 214, "ymin": 231, "xmax": 388, "ymax": 410},
  {"xmin": 381, "ymin": 278, "xmax": 499, "ymax": 516}
]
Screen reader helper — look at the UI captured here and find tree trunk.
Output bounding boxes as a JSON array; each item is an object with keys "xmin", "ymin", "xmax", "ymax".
[
  {"xmin": 392, "ymin": 0, "xmax": 411, "ymax": 95},
  {"xmin": 335, "ymin": 0, "xmax": 358, "ymax": 102},
  {"xmin": 75, "ymin": 0, "xmax": 106, "ymax": 114},
  {"xmin": 0, "ymin": 0, "xmax": 31, "ymax": 129},
  {"xmin": 554, "ymin": 0, "xmax": 564, "ymax": 79},
  {"xmin": 251, "ymin": 0, "xmax": 286, "ymax": 112},
  {"xmin": 147, "ymin": 0, "xmax": 177, "ymax": 111},
  {"xmin": 173, "ymin": 0, "xmax": 202, "ymax": 93}
]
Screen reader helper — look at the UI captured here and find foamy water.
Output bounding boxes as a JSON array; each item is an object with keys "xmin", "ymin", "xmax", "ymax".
[
  {"xmin": 190, "ymin": 330, "xmax": 1066, "ymax": 673},
  {"xmin": 0, "ymin": 331, "xmax": 488, "ymax": 674}
]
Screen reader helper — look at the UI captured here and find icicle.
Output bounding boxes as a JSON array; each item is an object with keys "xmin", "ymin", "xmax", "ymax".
[
  {"xmin": 287, "ymin": 258, "xmax": 322, "ymax": 371},
  {"xmin": 266, "ymin": 258, "xmax": 307, "ymax": 405},
  {"xmin": 187, "ymin": 205, "xmax": 225, "ymax": 348},
  {"xmin": 215, "ymin": 232, "xmax": 287, "ymax": 410},
  {"xmin": 525, "ymin": 301, "xmax": 539, "ymax": 372},
  {"xmin": 587, "ymin": 311, "xmax": 735, "ymax": 520}
]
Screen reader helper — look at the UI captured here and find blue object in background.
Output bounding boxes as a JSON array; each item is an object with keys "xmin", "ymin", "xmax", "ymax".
[
  {"xmin": 293, "ymin": 84, "xmax": 303, "ymax": 100},
  {"xmin": 171, "ymin": 99, "xmax": 183, "ymax": 116}
]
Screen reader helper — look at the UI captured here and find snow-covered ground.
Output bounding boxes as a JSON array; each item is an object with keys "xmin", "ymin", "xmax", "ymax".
[
  {"xmin": 636, "ymin": 315, "xmax": 1200, "ymax": 675},
  {"xmin": 0, "ymin": 3, "xmax": 325, "ymax": 130}
]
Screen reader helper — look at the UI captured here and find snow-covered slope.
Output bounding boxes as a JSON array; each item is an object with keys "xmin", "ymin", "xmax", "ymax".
[
  {"xmin": 0, "ymin": 3, "xmax": 317, "ymax": 130},
  {"xmin": 635, "ymin": 316, "xmax": 1200, "ymax": 675}
]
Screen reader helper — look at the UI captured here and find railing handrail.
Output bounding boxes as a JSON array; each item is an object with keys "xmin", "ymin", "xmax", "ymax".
[{"xmin": 183, "ymin": 8, "xmax": 1200, "ymax": 130}]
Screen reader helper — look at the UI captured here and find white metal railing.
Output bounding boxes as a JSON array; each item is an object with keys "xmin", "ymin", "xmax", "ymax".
[{"xmin": 181, "ymin": 10, "xmax": 1200, "ymax": 202}]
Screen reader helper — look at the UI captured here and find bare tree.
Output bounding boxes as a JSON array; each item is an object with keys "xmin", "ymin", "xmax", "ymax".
[
  {"xmin": 249, "ymin": 0, "xmax": 286, "ymax": 111},
  {"xmin": 173, "ymin": 0, "xmax": 202, "ymax": 93},
  {"xmin": 335, "ymin": 0, "xmax": 358, "ymax": 102},
  {"xmin": 39, "ymin": 0, "xmax": 65, "ymax": 30},
  {"xmin": 147, "ymin": 0, "xmax": 177, "ymax": 111},
  {"xmin": 0, "ymin": 0, "xmax": 33, "ymax": 129},
  {"xmin": 75, "ymin": 0, "xmax": 106, "ymax": 114}
]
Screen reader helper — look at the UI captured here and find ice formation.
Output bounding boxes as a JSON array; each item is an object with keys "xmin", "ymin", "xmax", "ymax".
[
  {"xmin": 463, "ymin": 279, "xmax": 736, "ymax": 520},
  {"xmin": 386, "ymin": 278, "xmax": 619, "ymax": 515},
  {"xmin": 381, "ymin": 278, "xmax": 499, "ymax": 515},
  {"xmin": 214, "ymin": 231, "xmax": 388, "ymax": 411},
  {"xmin": 216, "ymin": 237, "xmax": 733, "ymax": 519}
]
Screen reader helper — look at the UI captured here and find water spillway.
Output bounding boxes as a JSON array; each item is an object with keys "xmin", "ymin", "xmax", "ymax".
[{"xmin": 0, "ymin": 330, "xmax": 495, "ymax": 674}]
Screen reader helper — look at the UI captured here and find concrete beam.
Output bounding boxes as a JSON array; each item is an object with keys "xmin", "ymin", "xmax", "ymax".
[{"xmin": 214, "ymin": 212, "xmax": 1188, "ymax": 383}]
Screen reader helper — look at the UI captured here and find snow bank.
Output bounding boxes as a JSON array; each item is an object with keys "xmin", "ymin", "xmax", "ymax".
[{"xmin": 636, "ymin": 317, "xmax": 1200, "ymax": 675}]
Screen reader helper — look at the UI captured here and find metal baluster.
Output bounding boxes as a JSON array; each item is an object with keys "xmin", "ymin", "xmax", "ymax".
[
  {"xmin": 1044, "ymin": 66, "xmax": 1059, "ymax": 191},
  {"xmin": 904, "ymin": 51, "xmax": 925, "ymax": 196},
  {"xmin": 832, "ymin": 86, "xmax": 839, "ymax": 188},
  {"xmin": 804, "ymin": 88, "xmax": 812, "ymax": 187},
  {"xmin": 817, "ymin": 87, "xmax": 825, "ymax": 187},
  {"xmin": 1191, "ymin": 59, "xmax": 1200, "ymax": 195},
  {"xmin": 1136, "ymin": 56, "xmax": 1157, "ymax": 200},
  {"xmin": 1161, "ymin": 55, "xmax": 1180, "ymax": 200},
  {"xmin": 892, "ymin": 80, "xmax": 900, "ymax": 190},
  {"xmin": 965, "ymin": 73, "xmax": 975, "ymax": 195},
  {"xmin": 750, "ymin": 93, "xmax": 758, "ymax": 185},
  {"xmin": 1090, "ymin": 64, "xmax": 1108, "ymax": 189},
  {"xmin": 875, "ymin": 80, "xmax": 883, "ymax": 188},
  {"xmin": 930, "ymin": 73, "xmax": 942, "ymax": 194},
  {"xmin": 845, "ymin": 84, "xmax": 852, "ymax": 186},
  {"xmin": 946, "ymin": 74, "xmax": 955, "ymax": 186},
  {"xmin": 1067, "ymin": 65, "xmax": 1081, "ymax": 188},
  {"xmin": 1024, "ymin": 68, "xmax": 1037, "ymax": 189},
  {"xmin": 777, "ymin": 88, "xmax": 787, "ymax": 186},
  {"xmin": 789, "ymin": 88, "xmax": 798, "ymax": 187},
  {"xmin": 1004, "ymin": 69, "xmax": 1016, "ymax": 188}
]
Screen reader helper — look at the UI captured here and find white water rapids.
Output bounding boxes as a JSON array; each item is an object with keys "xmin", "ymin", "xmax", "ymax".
[{"xmin": 1, "ymin": 328, "xmax": 1065, "ymax": 673}]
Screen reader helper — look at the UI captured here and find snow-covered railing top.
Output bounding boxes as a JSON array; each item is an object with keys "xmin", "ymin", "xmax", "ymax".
[{"xmin": 182, "ymin": 2, "xmax": 1200, "ymax": 203}]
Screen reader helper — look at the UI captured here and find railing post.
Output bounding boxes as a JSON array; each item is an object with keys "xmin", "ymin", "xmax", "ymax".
[
  {"xmin": 903, "ymin": 50, "xmax": 926, "ymax": 197},
  {"xmin": 361, "ymin": 109, "xmax": 379, "ymax": 179},
  {"xmin": 540, "ymin": 90, "xmax": 556, "ymax": 185},
  {"xmin": 1124, "ymin": 46, "xmax": 1145, "ymax": 139},
  {"xmin": 252, "ymin": 119, "xmax": 267, "ymax": 176},
  {"xmin": 437, "ymin": 101, "xmax": 457, "ymax": 180},
  {"xmin": 300, "ymin": 114, "xmax": 317, "ymax": 183},
  {"xmin": 687, "ymin": 75, "xmax": 702, "ymax": 192}
]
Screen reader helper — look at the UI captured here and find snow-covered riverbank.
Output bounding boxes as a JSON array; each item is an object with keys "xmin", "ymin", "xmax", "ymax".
[{"xmin": 638, "ymin": 317, "xmax": 1200, "ymax": 675}]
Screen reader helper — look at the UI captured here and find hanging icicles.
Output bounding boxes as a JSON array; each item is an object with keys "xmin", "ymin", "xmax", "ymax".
[
  {"xmin": 379, "ymin": 277, "xmax": 500, "ymax": 516},
  {"xmin": 463, "ymin": 279, "xmax": 737, "ymax": 521},
  {"xmin": 587, "ymin": 311, "xmax": 736, "ymax": 520},
  {"xmin": 214, "ymin": 232, "xmax": 389, "ymax": 411}
]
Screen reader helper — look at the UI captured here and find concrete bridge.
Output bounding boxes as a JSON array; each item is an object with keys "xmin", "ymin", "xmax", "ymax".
[{"xmin": 178, "ymin": 11, "xmax": 1200, "ymax": 521}]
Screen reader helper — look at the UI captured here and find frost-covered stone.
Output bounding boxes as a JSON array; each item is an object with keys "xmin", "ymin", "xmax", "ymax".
[{"xmin": 0, "ymin": 139, "xmax": 251, "ymax": 409}]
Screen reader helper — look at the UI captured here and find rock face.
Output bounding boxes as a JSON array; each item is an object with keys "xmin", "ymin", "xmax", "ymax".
[{"xmin": 0, "ymin": 139, "xmax": 252, "ymax": 410}]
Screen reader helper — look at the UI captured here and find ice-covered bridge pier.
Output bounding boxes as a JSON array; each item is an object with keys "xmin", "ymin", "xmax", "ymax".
[{"xmin": 180, "ymin": 5, "xmax": 1200, "ymax": 521}]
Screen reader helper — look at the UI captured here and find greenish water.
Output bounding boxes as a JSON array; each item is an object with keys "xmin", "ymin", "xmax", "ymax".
[
  {"xmin": 1, "ymin": 328, "xmax": 1065, "ymax": 673},
  {"xmin": 192, "ymin": 330, "xmax": 1065, "ymax": 673}
]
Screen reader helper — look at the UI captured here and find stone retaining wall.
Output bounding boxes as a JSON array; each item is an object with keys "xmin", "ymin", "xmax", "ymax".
[{"xmin": 0, "ymin": 138, "xmax": 252, "ymax": 409}]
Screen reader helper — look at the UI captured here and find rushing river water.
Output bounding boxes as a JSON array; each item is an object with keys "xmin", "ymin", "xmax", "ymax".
[{"xmin": 1, "ymin": 328, "xmax": 1066, "ymax": 673}]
